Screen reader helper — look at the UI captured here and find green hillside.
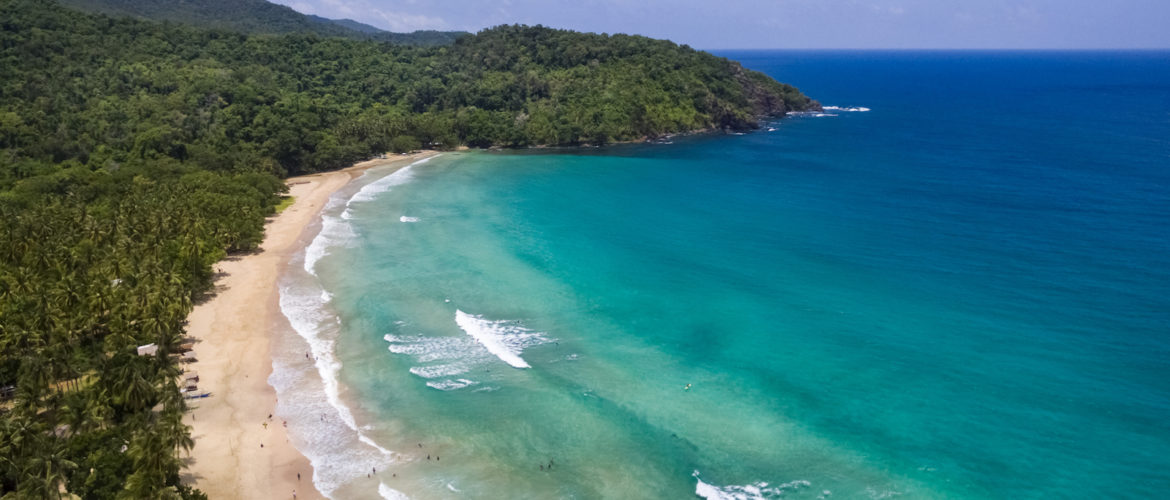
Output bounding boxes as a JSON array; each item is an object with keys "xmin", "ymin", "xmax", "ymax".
[
  {"xmin": 308, "ymin": 14, "xmax": 381, "ymax": 34},
  {"xmin": 2, "ymin": 1, "xmax": 818, "ymax": 178},
  {"xmin": 0, "ymin": 1, "xmax": 817, "ymax": 498},
  {"xmin": 59, "ymin": 0, "xmax": 468, "ymax": 45}
]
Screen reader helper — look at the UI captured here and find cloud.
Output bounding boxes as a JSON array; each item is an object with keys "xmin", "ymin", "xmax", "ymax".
[
  {"xmin": 869, "ymin": 3, "xmax": 905, "ymax": 16},
  {"xmin": 373, "ymin": 8, "xmax": 449, "ymax": 31},
  {"xmin": 321, "ymin": 0, "xmax": 356, "ymax": 16},
  {"xmin": 290, "ymin": 1, "xmax": 316, "ymax": 15}
]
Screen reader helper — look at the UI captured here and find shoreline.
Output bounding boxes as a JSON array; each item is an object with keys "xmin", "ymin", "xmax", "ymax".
[{"xmin": 182, "ymin": 151, "xmax": 437, "ymax": 500}]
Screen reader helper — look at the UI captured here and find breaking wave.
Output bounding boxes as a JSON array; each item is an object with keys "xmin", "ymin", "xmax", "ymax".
[
  {"xmin": 694, "ymin": 471, "xmax": 814, "ymax": 500},
  {"xmin": 383, "ymin": 311, "xmax": 551, "ymax": 391}
]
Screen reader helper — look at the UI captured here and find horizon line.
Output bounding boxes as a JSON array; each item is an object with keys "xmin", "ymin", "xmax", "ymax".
[{"xmin": 701, "ymin": 47, "xmax": 1170, "ymax": 52}]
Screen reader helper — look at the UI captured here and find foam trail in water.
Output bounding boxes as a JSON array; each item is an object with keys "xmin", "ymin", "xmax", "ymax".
[
  {"xmin": 399, "ymin": 216, "xmax": 420, "ymax": 223},
  {"xmin": 693, "ymin": 471, "xmax": 812, "ymax": 500},
  {"xmin": 304, "ymin": 155, "xmax": 436, "ymax": 275},
  {"xmin": 409, "ymin": 363, "xmax": 471, "ymax": 379},
  {"xmin": 384, "ymin": 331, "xmax": 483, "ymax": 391},
  {"xmin": 348, "ymin": 156, "xmax": 432, "ymax": 206},
  {"xmin": 274, "ymin": 159, "xmax": 445, "ymax": 497},
  {"xmin": 427, "ymin": 378, "xmax": 478, "ymax": 391},
  {"xmin": 303, "ymin": 195, "xmax": 355, "ymax": 276},
  {"xmin": 823, "ymin": 105, "xmax": 871, "ymax": 112},
  {"xmin": 275, "ymin": 274, "xmax": 400, "ymax": 498},
  {"xmin": 281, "ymin": 284, "xmax": 358, "ymax": 432},
  {"xmin": 379, "ymin": 482, "xmax": 411, "ymax": 500},
  {"xmin": 384, "ymin": 311, "xmax": 551, "ymax": 390},
  {"xmin": 455, "ymin": 310, "xmax": 543, "ymax": 369}
]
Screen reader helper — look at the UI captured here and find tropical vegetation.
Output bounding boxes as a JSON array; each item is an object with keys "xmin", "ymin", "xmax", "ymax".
[{"xmin": 0, "ymin": 0, "xmax": 816, "ymax": 497}]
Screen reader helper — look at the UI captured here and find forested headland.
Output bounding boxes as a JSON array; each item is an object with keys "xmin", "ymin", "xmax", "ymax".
[{"xmin": 0, "ymin": 0, "xmax": 817, "ymax": 497}]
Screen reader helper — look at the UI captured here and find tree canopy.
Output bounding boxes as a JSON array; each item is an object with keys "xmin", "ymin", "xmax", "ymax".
[{"xmin": 0, "ymin": 1, "xmax": 817, "ymax": 497}]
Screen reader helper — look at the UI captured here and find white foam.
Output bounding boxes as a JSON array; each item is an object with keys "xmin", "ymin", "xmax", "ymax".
[
  {"xmin": 823, "ymin": 105, "xmax": 871, "ymax": 112},
  {"xmin": 359, "ymin": 434, "xmax": 396, "ymax": 457},
  {"xmin": 276, "ymin": 279, "xmax": 401, "ymax": 496},
  {"xmin": 426, "ymin": 378, "xmax": 479, "ymax": 391},
  {"xmin": 379, "ymin": 483, "xmax": 411, "ymax": 500},
  {"xmin": 695, "ymin": 476, "xmax": 728, "ymax": 500},
  {"xmin": 865, "ymin": 487, "xmax": 903, "ymax": 499},
  {"xmin": 303, "ymin": 197, "xmax": 355, "ymax": 275},
  {"xmin": 786, "ymin": 111, "xmax": 839, "ymax": 118},
  {"xmin": 384, "ymin": 312, "xmax": 551, "ymax": 391},
  {"xmin": 455, "ymin": 310, "xmax": 546, "ymax": 369},
  {"xmin": 277, "ymin": 281, "xmax": 352, "ymax": 431},
  {"xmin": 272, "ymin": 160, "xmax": 460, "ymax": 497},
  {"xmin": 276, "ymin": 249, "xmax": 406, "ymax": 498},
  {"xmin": 348, "ymin": 156, "xmax": 432, "ymax": 206},
  {"xmin": 305, "ymin": 155, "xmax": 437, "ymax": 275},
  {"xmin": 385, "ymin": 334, "xmax": 482, "ymax": 363},
  {"xmin": 287, "ymin": 295, "xmax": 355, "ymax": 431},
  {"xmin": 399, "ymin": 216, "xmax": 420, "ymax": 223},
  {"xmin": 693, "ymin": 471, "xmax": 811, "ymax": 500},
  {"xmin": 447, "ymin": 483, "xmax": 461, "ymax": 492},
  {"xmin": 384, "ymin": 333, "xmax": 484, "ymax": 392},
  {"xmin": 409, "ymin": 363, "xmax": 469, "ymax": 379}
]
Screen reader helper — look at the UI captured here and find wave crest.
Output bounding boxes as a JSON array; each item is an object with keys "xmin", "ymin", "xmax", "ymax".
[{"xmin": 693, "ymin": 471, "xmax": 812, "ymax": 500}]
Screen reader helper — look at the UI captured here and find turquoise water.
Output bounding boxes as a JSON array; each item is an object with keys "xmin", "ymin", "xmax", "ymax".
[{"xmin": 277, "ymin": 52, "xmax": 1170, "ymax": 499}]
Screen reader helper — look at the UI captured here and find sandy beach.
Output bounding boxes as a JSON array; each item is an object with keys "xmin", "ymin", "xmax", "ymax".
[{"xmin": 182, "ymin": 152, "xmax": 436, "ymax": 499}]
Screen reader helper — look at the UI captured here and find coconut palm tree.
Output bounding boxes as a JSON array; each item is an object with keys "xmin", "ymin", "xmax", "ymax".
[{"xmin": 23, "ymin": 443, "xmax": 77, "ymax": 500}]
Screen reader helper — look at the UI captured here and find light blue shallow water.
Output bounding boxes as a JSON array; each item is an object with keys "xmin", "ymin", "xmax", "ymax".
[{"xmin": 280, "ymin": 51, "xmax": 1170, "ymax": 499}]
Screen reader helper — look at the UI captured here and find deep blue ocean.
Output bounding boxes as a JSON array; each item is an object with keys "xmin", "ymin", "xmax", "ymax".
[{"xmin": 274, "ymin": 51, "xmax": 1170, "ymax": 499}]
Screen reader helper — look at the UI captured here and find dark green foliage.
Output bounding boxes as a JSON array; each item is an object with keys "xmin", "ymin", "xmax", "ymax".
[
  {"xmin": 389, "ymin": 136, "xmax": 422, "ymax": 154},
  {"xmin": 0, "ymin": 1, "xmax": 816, "ymax": 497},
  {"xmin": 0, "ymin": 165, "xmax": 280, "ymax": 497},
  {"xmin": 1, "ymin": 1, "xmax": 816, "ymax": 178}
]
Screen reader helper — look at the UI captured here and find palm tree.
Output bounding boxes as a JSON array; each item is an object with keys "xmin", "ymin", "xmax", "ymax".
[
  {"xmin": 82, "ymin": 390, "xmax": 113, "ymax": 432},
  {"xmin": 121, "ymin": 427, "xmax": 180, "ymax": 499},
  {"xmin": 159, "ymin": 405, "xmax": 194, "ymax": 457},
  {"xmin": 23, "ymin": 444, "xmax": 77, "ymax": 500}
]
